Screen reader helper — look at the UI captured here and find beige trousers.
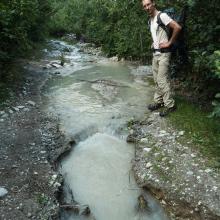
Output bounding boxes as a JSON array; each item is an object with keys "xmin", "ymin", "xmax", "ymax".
[{"xmin": 152, "ymin": 52, "xmax": 174, "ymax": 108}]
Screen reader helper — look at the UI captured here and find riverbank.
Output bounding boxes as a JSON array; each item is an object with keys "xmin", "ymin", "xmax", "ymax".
[{"xmin": 128, "ymin": 112, "xmax": 220, "ymax": 220}]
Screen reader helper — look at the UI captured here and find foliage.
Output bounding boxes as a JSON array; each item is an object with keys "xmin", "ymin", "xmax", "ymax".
[
  {"xmin": 0, "ymin": 0, "xmax": 52, "ymax": 64},
  {"xmin": 209, "ymin": 51, "xmax": 220, "ymax": 118}
]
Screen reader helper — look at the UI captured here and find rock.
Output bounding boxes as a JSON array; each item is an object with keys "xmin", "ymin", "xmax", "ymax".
[
  {"xmin": 137, "ymin": 194, "xmax": 150, "ymax": 212},
  {"xmin": 143, "ymin": 147, "xmax": 151, "ymax": 152},
  {"xmin": 51, "ymin": 63, "xmax": 61, "ymax": 68},
  {"xmin": 146, "ymin": 162, "xmax": 152, "ymax": 168},
  {"xmin": 0, "ymin": 187, "xmax": 8, "ymax": 197},
  {"xmin": 27, "ymin": 101, "xmax": 36, "ymax": 106},
  {"xmin": 0, "ymin": 111, "xmax": 5, "ymax": 115},
  {"xmin": 80, "ymin": 205, "xmax": 91, "ymax": 216},
  {"xmin": 110, "ymin": 56, "xmax": 118, "ymax": 62},
  {"xmin": 17, "ymin": 106, "xmax": 25, "ymax": 109},
  {"xmin": 1, "ymin": 113, "xmax": 8, "ymax": 118},
  {"xmin": 126, "ymin": 134, "xmax": 137, "ymax": 143},
  {"xmin": 205, "ymin": 168, "xmax": 212, "ymax": 173},
  {"xmin": 178, "ymin": 131, "xmax": 185, "ymax": 136},
  {"xmin": 140, "ymin": 138, "xmax": 148, "ymax": 144},
  {"xmin": 13, "ymin": 107, "xmax": 20, "ymax": 111},
  {"xmin": 187, "ymin": 171, "xmax": 194, "ymax": 175},
  {"xmin": 191, "ymin": 153, "xmax": 196, "ymax": 158}
]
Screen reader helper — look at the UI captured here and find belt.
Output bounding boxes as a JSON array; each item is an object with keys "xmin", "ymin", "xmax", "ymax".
[{"xmin": 152, "ymin": 48, "xmax": 171, "ymax": 53}]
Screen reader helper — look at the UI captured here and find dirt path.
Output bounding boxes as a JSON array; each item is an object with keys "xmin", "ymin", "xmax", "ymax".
[{"xmin": 0, "ymin": 62, "xmax": 65, "ymax": 220}]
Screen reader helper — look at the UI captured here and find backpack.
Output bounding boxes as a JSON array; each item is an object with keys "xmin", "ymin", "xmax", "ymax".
[{"xmin": 150, "ymin": 6, "xmax": 188, "ymax": 65}]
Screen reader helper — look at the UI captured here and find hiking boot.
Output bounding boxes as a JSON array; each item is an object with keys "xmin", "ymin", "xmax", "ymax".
[
  {"xmin": 159, "ymin": 105, "xmax": 177, "ymax": 117},
  {"xmin": 148, "ymin": 103, "xmax": 164, "ymax": 111}
]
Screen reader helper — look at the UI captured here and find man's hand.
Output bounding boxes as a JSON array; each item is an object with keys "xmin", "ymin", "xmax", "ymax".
[{"xmin": 159, "ymin": 42, "xmax": 171, "ymax": 49}]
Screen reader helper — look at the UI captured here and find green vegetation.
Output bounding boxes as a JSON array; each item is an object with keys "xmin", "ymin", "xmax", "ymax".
[
  {"xmin": 169, "ymin": 97, "xmax": 220, "ymax": 161},
  {"xmin": 0, "ymin": 0, "xmax": 51, "ymax": 64},
  {"xmin": 36, "ymin": 193, "xmax": 49, "ymax": 206}
]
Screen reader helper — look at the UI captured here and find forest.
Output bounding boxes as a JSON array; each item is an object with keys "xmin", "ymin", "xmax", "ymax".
[{"xmin": 0, "ymin": 0, "xmax": 220, "ymax": 116}]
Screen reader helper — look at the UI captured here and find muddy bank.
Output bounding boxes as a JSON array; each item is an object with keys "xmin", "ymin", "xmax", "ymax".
[
  {"xmin": 128, "ymin": 113, "xmax": 220, "ymax": 220},
  {"xmin": 0, "ymin": 62, "xmax": 66, "ymax": 219}
]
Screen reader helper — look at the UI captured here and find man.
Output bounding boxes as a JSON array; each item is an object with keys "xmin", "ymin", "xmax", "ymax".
[{"xmin": 142, "ymin": 0, "xmax": 182, "ymax": 116}]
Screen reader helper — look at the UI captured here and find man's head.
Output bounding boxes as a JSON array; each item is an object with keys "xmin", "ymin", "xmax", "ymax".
[{"xmin": 142, "ymin": 0, "xmax": 156, "ymax": 17}]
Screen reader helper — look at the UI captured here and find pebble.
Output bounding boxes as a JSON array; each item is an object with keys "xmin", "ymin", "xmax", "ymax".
[
  {"xmin": 27, "ymin": 101, "xmax": 36, "ymax": 106},
  {"xmin": 191, "ymin": 153, "xmax": 196, "ymax": 158},
  {"xmin": 17, "ymin": 106, "xmax": 25, "ymax": 109},
  {"xmin": 205, "ymin": 168, "xmax": 212, "ymax": 173},
  {"xmin": 140, "ymin": 138, "xmax": 148, "ymax": 144},
  {"xmin": 0, "ymin": 111, "xmax": 5, "ymax": 115},
  {"xmin": 13, "ymin": 107, "xmax": 20, "ymax": 111},
  {"xmin": 143, "ymin": 147, "xmax": 151, "ymax": 152},
  {"xmin": 52, "ymin": 174, "xmax": 57, "ymax": 180},
  {"xmin": 187, "ymin": 171, "xmax": 194, "ymax": 175},
  {"xmin": 146, "ymin": 162, "xmax": 152, "ymax": 168},
  {"xmin": 0, "ymin": 187, "xmax": 8, "ymax": 197},
  {"xmin": 178, "ymin": 131, "xmax": 185, "ymax": 136}
]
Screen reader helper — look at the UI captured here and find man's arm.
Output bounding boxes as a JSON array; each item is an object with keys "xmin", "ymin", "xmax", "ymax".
[{"xmin": 159, "ymin": 20, "xmax": 182, "ymax": 49}]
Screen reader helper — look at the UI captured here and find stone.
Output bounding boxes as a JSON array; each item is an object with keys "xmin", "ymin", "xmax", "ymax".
[
  {"xmin": 51, "ymin": 63, "xmax": 61, "ymax": 68},
  {"xmin": 191, "ymin": 153, "xmax": 196, "ymax": 158},
  {"xmin": 146, "ymin": 162, "xmax": 152, "ymax": 168},
  {"xmin": 17, "ymin": 106, "xmax": 25, "ymax": 109},
  {"xmin": 143, "ymin": 147, "xmax": 151, "ymax": 152},
  {"xmin": 140, "ymin": 138, "xmax": 148, "ymax": 144},
  {"xmin": 178, "ymin": 131, "xmax": 185, "ymax": 136},
  {"xmin": 0, "ymin": 187, "xmax": 8, "ymax": 197},
  {"xmin": 13, "ymin": 107, "xmax": 20, "ymax": 111},
  {"xmin": 205, "ymin": 168, "xmax": 212, "ymax": 173},
  {"xmin": 187, "ymin": 171, "xmax": 194, "ymax": 175},
  {"xmin": 0, "ymin": 111, "xmax": 6, "ymax": 115},
  {"xmin": 27, "ymin": 101, "xmax": 36, "ymax": 106}
]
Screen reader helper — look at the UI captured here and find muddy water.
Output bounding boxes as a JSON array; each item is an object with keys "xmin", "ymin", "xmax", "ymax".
[{"xmin": 43, "ymin": 40, "xmax": 169, "ymax": 220}]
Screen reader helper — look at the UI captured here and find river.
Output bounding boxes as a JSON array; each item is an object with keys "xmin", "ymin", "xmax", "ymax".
[{"xmin": 42, "ymin": 40, "xmax": 169, "ymax": 220}]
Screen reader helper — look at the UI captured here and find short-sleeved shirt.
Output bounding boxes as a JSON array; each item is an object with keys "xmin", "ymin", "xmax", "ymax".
[{"xmin": 150, "ymin": 12, "xmax": 172, "ymax": 49}]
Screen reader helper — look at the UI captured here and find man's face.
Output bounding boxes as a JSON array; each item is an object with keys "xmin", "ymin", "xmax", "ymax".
[{"xmin": 142, "ymin": 0, "xmax": 155, "ymax": 16}]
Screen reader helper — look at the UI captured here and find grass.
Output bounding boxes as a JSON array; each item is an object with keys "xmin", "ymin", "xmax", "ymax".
[{"xmin": 169, "ymin": 96, "xmax": 220, "ymax": 164}]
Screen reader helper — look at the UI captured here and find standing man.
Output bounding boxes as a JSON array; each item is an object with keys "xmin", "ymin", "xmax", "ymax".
[{"xmin": 142, "ymin": 0, "xmax": 182, "ymax": 116}]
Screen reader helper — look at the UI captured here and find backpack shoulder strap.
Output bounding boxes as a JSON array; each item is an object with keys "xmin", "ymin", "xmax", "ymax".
[{"xmin": 157, "ymin": 12, "xmax": 171, "ymax": 38}]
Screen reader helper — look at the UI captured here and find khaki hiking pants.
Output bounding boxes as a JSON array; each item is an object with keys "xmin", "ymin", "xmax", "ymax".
[{"xmin": 152, "ymin": 52, "xmax": 175, "ymax": 108}]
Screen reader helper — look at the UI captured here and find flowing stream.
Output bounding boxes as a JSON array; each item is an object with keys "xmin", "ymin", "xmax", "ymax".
[{"xmin": 42, "ymin": 40, "xmax": 169, "ymax": 220}]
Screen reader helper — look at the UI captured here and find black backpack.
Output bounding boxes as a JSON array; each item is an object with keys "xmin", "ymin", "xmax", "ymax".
[{"xmin": 150, "ymin": 6, "xmax": 188, "ymax": 65}]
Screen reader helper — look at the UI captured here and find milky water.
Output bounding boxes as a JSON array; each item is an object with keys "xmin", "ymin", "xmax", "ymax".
[{"xmin": 43, "ymin": 40, "xmax": 169, "ymax": 220}]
